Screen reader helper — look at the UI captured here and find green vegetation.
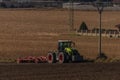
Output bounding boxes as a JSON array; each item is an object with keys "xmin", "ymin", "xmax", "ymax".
[{"xmin": 78, "ymin": 21, "xmax": 88, "ymax": 32}]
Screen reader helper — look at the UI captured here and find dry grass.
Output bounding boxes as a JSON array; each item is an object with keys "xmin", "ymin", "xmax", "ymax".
[{"xmin": 0, "ymin": 9, "xmax": 119, "ymax": 62}]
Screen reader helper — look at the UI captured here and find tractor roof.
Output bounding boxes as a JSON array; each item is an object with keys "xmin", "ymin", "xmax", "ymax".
[{"xmin": 58, "ymin": 40, "xmax": 72, "ymax": 42}]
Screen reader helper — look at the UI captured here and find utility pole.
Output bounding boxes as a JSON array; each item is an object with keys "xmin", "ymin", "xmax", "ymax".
[
  {"xmin": 95, "ymin": 0, "xmax": 104, "ymax": 58},
  {"xmin": 69, "ymin": 0, "xmax": 74, "ymax": 31}
]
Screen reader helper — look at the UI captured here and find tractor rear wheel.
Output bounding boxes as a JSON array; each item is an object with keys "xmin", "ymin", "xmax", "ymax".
[
  {"xmin": 47, "ymin": 52, "xmax": 56, "ymax": 63},
  {"xmin": 58, "ymin": 52, "xmax": 68, "ymax": 63}
]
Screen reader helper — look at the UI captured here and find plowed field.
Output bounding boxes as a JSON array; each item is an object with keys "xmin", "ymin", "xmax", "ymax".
[{"xmin": 0, "ymin": 63, "xmax": 120, "ymax": 80}]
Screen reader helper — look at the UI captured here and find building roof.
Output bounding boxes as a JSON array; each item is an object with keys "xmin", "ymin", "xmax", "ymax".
[{"xmin": 58, "ymin": 40, "xmax": 72, "ymax": 42}]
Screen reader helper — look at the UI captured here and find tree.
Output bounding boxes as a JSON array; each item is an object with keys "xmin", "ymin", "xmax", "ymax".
[{"xmin": 78, "ymin": 21, "xmax": 88, "ymax": 32}]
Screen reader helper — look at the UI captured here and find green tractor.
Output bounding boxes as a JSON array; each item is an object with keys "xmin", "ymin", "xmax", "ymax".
[{"xmin": 47, "ymin": 40, "xmax": 83, "ymax": 63}]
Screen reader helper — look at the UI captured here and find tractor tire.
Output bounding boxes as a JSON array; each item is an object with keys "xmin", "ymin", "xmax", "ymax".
[
  {"xmin": 58, "ymin": 52, "xmax": 68, "ymax": 63},
  {"xmin": 47, "ymin": 52, "xmax": 56, "ymax": 63}
]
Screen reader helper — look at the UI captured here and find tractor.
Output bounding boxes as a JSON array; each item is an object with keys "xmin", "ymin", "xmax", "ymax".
[{"xmin": 47, "ymin": 40, "xmax": 83, "ymax": 63}]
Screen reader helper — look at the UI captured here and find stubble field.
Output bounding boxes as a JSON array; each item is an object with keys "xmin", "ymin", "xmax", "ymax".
[{"xmin": 0, "ymin": 9, "xmax": 119, "ymax": 61}]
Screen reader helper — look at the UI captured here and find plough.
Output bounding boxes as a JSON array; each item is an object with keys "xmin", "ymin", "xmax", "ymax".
[{"xmin": 17, "ymin": 56, "xmax": 47, "ymax": 63}]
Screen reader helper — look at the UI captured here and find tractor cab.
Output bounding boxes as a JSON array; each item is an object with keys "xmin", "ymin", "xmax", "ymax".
[{"xmin": 58, "ymin": 40, "xmax": 74, "ymax": 52}]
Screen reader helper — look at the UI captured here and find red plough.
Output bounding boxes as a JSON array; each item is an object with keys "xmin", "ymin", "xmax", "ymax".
[{"xmin": 17, "ymin": 56, "xmax": 47, "ymax": 63}]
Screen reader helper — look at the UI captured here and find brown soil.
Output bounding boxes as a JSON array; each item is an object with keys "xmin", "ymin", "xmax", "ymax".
[{"xmin": 0, "ymin": 63, "xmax": 120, "ymax": 80}]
